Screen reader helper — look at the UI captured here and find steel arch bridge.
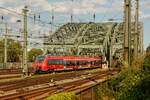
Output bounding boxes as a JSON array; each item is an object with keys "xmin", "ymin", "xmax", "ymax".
[{"xmin": 44, "ymin": 22, "xmax": 143, "ymax": 65}]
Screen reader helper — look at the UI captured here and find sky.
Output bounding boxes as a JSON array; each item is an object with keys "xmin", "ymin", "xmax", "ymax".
[{"xmin": 0, "ymin": 0, "xmax": 150, "ymax": 49}]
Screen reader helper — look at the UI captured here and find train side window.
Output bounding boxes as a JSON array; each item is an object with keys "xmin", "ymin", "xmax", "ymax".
[
  {"xmin": 76, "ymin": 61, "xmax": 80, "ymax": 66},
  {"xmin": 65, "ymin": 61, "xmax": 70, "ymax": 66},
  {"xmin": 48, "ymin": 60, "xmax": 63, "ymax": 65},
  {"xmin": 91, "ymin": 61, "xmax": 95, "ymax": 65},
  {"xmin": 82, "ymin": 61, "xmax": 86, "ymax": 65},
  {"xmin": 59, "ymin": 60, "xmax": 64, "ymax": 64},
  {"xmin": 87, "ymin": 61, "xmax": 91, "ymax": 64},
  {"xmin": 71, "ymin": 61, "xmax": 75, "ymax": 66}
]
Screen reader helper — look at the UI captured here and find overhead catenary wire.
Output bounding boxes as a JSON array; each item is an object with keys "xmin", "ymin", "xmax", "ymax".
[
  {"xmin": 0, "ymin": 6, "xmax": 60, "ymax": 27},
  {"xmin": 0, "ymin": 1, "xmax": 130, "ymax": 49}
]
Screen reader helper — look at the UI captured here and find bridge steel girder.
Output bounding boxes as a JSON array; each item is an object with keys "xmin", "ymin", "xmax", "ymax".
[
  {"xmin": 73, "ymin": 24, "xmax": 88, "ymax": 43},
  {"xmin": 74, "ymin": 23, "xmax": 95, "ymax": 55},
  {"xmin": 44, "ymin": 22, "xmax": 143, "ymax": 66},
  {"xmin": 45, "ymin": 44, "xmax": 103, "ymax": 49}
]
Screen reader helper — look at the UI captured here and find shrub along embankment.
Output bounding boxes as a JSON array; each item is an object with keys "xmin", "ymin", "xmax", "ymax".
[
  {"xmin": 94, "ymin": 54, "xmax": 150, "ymax": 100},
  {"xmin": 45, "ymin": 92, "xmax": 78, "ymax": 100}
]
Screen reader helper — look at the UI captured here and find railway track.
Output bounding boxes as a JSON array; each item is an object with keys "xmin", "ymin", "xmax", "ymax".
[
  {"xmin": 0, "ymin": 68, "xmax": 107, "ymax": 91},
  {"xmin": 0, "ymin": 68, "xmax": 22, "ymax": 75},
  {"xmin": 0, "ymin": 74, "xmax": 21, "ymax": 80},
  {"xmin": 0, "ymin": 68, "xmax": 33, "ymax": 81},
  {"xmin": 0, "ymin": 67, "xmax": 108, "ymax": 81},
  {"xmin": 0, "ymin": 68, "xmax": 33, "ymax": 75},
  {"xmin": 0, "ymin": 67, "xmax": 104, "ymax": 82},
  {"xmin": 0, "ymin": 66, "xmax": 100, "ymax": 75},
  {"xmin": 0, "ymin": 69, "xmax": 118, "ymax": 100},
  {"xmin": 34, "ymin": 71, "xmax": 117, "ymax": 100}
]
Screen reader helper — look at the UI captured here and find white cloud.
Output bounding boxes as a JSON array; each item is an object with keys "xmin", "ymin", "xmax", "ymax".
[
  {"xmin": 0, "ymin": 0, "xmax": 124, "ymax": 15},
  {"xmin": 27, "ymin": 0, "xmax": 50, "ymax": 12},
  {"xmin": 0, "ymin": 0, "xmax": 149, "ymax": 48},
  {"xmin": 0, "ymin": 0, "xmax": 17, "ymax": 4},
  {"xmin": 9, "ymin": 16, "xmax": 18, "ymax": 23},
  {"xmin": 139, "ymin": 0, "xmax": 150, "ymax": 20},
  {"xmin": 0, "ymin": 0, "xmax": 51, "ymax": 13},
  {"xmin": 49, "ymin": 0, "xmax": 123, "ymax": 15},
  {"xmin": 142, "ymin": 0, "xmax": 150, "ymax": 8},
  {"xmin": 141, "ymin": 13, "xmax": 150, "ymax": 20}
]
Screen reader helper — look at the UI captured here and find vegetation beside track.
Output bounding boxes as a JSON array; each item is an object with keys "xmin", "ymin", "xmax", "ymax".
[
  {"xmin": 45, "ymin": 92, "xmax": 77, "ymax": 100},
  {"xmin": 94, "ymin": 54, "xmax": 150, "ymax": 100},
  {"xmin": 0, "ymin": 39, "xmax": 22, "ymax": 62}
]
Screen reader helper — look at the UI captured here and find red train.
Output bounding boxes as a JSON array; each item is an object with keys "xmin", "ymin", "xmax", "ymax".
[{"xmin": 32, "ymin": 55, "xmax": 102, "ymax": 72}]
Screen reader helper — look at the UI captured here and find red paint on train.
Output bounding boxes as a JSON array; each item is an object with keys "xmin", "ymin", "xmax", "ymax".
[{"xmin": 32, "ymin": 55, "xmax": 102, "ymax": 72}]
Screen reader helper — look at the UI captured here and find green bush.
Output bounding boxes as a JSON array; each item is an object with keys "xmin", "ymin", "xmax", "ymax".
[
  {"xmin": 142, "ymin": 54, "xmax": 150, "ymax": 74},
  {"xmin": 45, "ymin": 92, "xmax": 78, "ymax": 100},
  {"xmin": 94, "ymin": 54, "xmax": 150, "ymax": 100},
  {"xmin": 116, "ymin": 54, "xmax": 150, "ymax": 100}
]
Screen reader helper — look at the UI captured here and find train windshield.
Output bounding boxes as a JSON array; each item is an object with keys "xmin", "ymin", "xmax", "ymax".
[
  {"xmin": 48, "ymin": 60, "xmax": 64, "ymax": 65},
  {"xmin": 36, "ymin": 55, "xmax": 45, "ymax": 63}
]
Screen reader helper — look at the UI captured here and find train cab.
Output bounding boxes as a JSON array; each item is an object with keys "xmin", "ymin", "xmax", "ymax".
[
  {"xmin": 41, "ymin": 56, "xmax": 64, "ymax": 71},
  {"xmin": 32, "ymin": 55, "xmax": 45, "ymax": 70}
]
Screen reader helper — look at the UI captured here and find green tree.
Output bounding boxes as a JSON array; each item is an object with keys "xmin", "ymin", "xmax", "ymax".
[
  {"xmin": 146, "ymin": 44, "xmax": 150, "ymax": 53},
  {"xmin": 93, "ymin": 54, "xmax": 150, "ymax": 100},
  {"xmin": 28, "ymin": 48, "xmax": 43, "ymax": 62},
  {"xmin": 0, "ymin": 39, "xmax": 22, "ymax": 62}
]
